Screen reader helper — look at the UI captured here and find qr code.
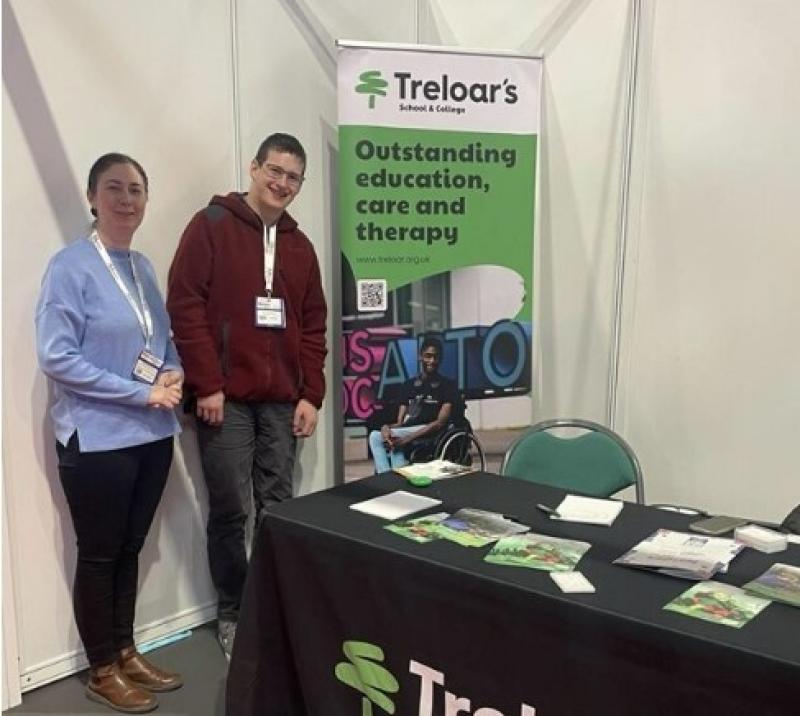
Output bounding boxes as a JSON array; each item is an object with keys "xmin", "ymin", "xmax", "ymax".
[{"xmin": 357, "ymin": 279, "xmax": 387, "ymax": 312}]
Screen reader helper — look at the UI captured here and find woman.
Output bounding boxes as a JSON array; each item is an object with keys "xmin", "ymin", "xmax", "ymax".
[{"xmin": 36, "ymin": 153, "xmax": 183, "ymax": 714}]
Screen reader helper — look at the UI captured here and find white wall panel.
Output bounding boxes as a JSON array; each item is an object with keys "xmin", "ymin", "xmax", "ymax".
[
  {"xmin": 422, "ymin": 0, "xmax": 631, "ymax": 426},
  {"xmin": 423, "ymin": 0, "xmax": 579, "ymax": 50},
  {"xmin": 619, "ymin": 0, "xmax": 800, "ymax": 520},
  {"xmin": 295, "ymin": 0, "xmax": 418, "ymax": 45},
  {"xmin": 526, "ymin": 0, "xmax": 631, "ymax": 424}
]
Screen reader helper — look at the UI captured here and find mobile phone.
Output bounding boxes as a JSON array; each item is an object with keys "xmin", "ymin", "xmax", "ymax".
[
  {"xmin": 781, "ymin": 504, "xmax": 800, "ymax": 535},
  {"xmin": 689, "ymin": 515, "xmax": 748, "ymax": 536}
]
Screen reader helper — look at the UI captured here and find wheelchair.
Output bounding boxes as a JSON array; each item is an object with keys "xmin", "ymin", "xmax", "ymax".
[{"xmin": 404, "ymin": 394, "xmax": 486, "ymax": 471}]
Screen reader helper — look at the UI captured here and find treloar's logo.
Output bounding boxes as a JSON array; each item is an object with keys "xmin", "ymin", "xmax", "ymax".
[
  {"xmin": 394, "ymin": 72, "xmax": 519, "ymax": 105},
  {"xmin": 335, "ymin": 640, "xmax": 400, "ymax": 714},
  {"xmin": 334, "ymin": 639, "xmax": 536, "ymax": 715},
  {"xmin": 354, "ymin": 69, "xmax": 519, "ymax": 109},
  {"xmin": 356, "ymin": 70, "xmax": 389, "ymax": 109}
]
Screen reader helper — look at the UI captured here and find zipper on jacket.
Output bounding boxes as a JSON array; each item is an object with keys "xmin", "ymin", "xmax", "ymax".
[{"xmin": 220, "ymin": 320, "xmax": 230, "ymax": 377}]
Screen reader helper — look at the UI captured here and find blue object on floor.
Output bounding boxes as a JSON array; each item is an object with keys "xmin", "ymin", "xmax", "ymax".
[{"xmin": 139, "ymin": 629, "xmax": 192, "ymax": 654}]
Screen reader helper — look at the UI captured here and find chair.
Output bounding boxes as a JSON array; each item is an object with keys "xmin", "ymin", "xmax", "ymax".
[
  {"xmin": 406, "ymin": 394, "xmax": 487, "ymax": 471},
  {"xmin": 499, "ymin": 418, "xmax": 644, "ymax": 503}
]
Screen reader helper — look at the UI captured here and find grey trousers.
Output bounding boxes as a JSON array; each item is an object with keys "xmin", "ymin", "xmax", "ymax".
[{"xmin": 197, "ymin": 400, "xmax": 296, "ymax": 621}]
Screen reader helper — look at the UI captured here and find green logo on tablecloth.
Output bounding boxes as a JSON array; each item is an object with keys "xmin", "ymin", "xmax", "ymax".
[
  {"xmin": 335, "ymin": 640, "xmax": 399, "ymax": 714},
  {"xmin": 356, "ymin": 70, "xmax": 388, "ymax": 109}
]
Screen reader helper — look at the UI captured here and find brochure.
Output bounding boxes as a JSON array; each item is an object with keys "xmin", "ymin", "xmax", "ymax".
[
  {"xmin": 349, "ymin": 491, "xmax": 442, "ymax": 520},
  {"xmin": 435, "ymin": 508, "xmax": 529, "ymax": 547},
  {"xmin": 664, "ymin": 581, "xmax": 770, "ymax": 628},
  {"xmin": 485, "ymin": 533, "xmax": 591, "ymax": 572},
  {"xmin": 384, "ymin": 512, "xmax": 450, "ymax": 543},
  {"xmin": 614, "ymin": 529, "xmax": 744, "ymax": 580},
  {"xmin": 743, "ymin": 563, "xmax": 800, "ymax": 608},
  {"xmin": 396, "ymin": 459, "xmax": 475, "ymax": 481}
]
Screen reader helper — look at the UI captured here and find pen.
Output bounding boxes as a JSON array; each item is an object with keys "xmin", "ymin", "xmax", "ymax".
[{"xmin": 536, "ymin": 503, "xmax": 560, "ymax": 518}]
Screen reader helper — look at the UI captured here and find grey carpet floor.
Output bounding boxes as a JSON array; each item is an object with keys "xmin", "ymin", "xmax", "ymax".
[{"xmin": 5, "ymin": 622, "xmax": 226, "ymax": 716}]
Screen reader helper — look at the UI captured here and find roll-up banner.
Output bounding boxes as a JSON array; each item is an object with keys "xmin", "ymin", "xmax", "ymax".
[{"xmin": 338, "ymin": 42, "xmax": 542, "ymax": 480}]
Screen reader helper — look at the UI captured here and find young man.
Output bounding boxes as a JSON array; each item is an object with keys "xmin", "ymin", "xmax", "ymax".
[
  {"xmin": 167, "ymin": 133, "xmax": 327, "ymax": 659},
  {"xmin": 368, "ymin": 336, "xmax": 458, "ymax": 473}
]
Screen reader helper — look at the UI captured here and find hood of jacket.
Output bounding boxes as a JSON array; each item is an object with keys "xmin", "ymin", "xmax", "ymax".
[{"xmin": 208, "ymin": 192, "xmax": 299, "ymax": 234}]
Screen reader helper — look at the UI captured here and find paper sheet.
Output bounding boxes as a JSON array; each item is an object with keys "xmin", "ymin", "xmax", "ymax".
[
  {"xmin": 551, "ymin": 495, "xmax": 624, "ymax": 526},
  {"xmin": 349, "ymin": 490, "xmax": 442, "ymax": 520}
]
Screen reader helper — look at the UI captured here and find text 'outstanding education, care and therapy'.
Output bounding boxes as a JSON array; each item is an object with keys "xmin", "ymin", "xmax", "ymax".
[{"xmin": 351, "ymin": 138, "xmax": 519, "ymax": 247}]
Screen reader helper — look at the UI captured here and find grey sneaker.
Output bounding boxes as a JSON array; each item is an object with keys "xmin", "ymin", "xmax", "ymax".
[{"xmin": 217, "ymin": 620, "xmax": 236, "ymax": 662}]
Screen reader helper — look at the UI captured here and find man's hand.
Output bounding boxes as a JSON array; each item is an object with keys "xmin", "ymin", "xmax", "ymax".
[
  {"xmin": 391, "ymin": 433, "xmax": 413, "ymax": 450},
  {"xmin": 293, "ymin": 399, "xmax": 318, "ymax": 437},
  {"xmin": 148, "ymin": 383, "xmax": 182, "ymax": 409},
  {"xmin": 197, "ymin": 390, "xmax": 225, "ymax": 426},
  {"xmin": 380, "ymin": 424, "xmax": 396, "ymax": 449}
]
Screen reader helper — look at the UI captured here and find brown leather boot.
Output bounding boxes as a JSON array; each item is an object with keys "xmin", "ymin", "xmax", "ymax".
[
  {"xmin": 86, "ymin": 662, "xmax": 158, "ymax": 713},
  {"xmin": 119, "ymin": 646, "xmax": 183, "ymax": 692}
]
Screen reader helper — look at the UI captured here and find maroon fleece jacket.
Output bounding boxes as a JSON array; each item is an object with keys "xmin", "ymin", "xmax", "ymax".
[{"xmin": 167, "ymin": 193, "xmax": 327, "ymax": 407}]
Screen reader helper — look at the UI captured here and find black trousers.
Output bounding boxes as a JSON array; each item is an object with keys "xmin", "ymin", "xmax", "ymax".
[
  {"xmin": 196, "ymin": 401, "xmax": 296, "ymax": 622},
  {"xmin": 57, "ymin": 433, "xmax": 173, "ymax": 667}
]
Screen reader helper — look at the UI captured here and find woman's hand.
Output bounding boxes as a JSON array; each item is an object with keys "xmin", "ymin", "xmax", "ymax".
[
  {"xmin": 156, "ymin": 370, "xmax": 184, "ymax": 390},
  {"xmin": 147, "ymin": 383, "xmax": 182, "ymax": 409}
]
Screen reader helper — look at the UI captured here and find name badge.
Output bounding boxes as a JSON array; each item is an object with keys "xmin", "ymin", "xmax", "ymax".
[
  {"xmin": 132, "ymin": 349, "xmax": 164, "ymax": 385},
  {"xmin": 255, "ymin": 296, "xmax": 286, "ymax": 328}
]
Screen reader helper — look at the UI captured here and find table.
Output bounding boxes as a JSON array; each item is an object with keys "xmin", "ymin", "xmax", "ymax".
[{"xmin": 226, "ymin": 473, "xmax": 799, "ymax": 715}]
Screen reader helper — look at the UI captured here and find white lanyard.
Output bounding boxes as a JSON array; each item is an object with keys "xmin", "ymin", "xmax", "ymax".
[
  {"xmin": 90, "ymin": 231, "xmax": 154, "ymax": 348},
  {"xmin": 262, "ymin": 223, "xmax": 277, "ymax": 296}
]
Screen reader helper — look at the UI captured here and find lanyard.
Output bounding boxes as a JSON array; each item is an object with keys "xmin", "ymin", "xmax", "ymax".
[
  {"xmin": 262, "ymin": 223, "xmax": 277, "ymax": 296},
  {"xmin": 89, "ymin": 231, "xmax": 154, "ymax": 348}
]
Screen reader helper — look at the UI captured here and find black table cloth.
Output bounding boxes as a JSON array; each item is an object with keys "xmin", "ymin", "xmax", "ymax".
[{"xmin": 227, "ymin": 472, "xmax": 799, "ymax": 715}]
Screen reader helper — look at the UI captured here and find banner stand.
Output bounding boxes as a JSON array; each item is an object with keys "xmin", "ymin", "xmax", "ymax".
[{"xmin": 336, "ymin": 40, "xmax": 542, "ymax": 483}]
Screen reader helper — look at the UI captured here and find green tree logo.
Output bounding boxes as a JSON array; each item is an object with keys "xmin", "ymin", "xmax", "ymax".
[
  {"xmin": 335, "ymin": 640, "xmax": 399, "ymax": 715},
  {"xmin": 355, "ymin": 70, "xmax": 388, "ymax": 109}
]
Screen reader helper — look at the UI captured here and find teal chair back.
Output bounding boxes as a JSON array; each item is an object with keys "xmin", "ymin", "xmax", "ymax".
[{"xmin": 500, "ymin": 419, "xmax": 644, "ymax": 503}]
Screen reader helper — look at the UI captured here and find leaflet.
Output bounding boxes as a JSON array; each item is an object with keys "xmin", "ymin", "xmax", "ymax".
[
  {"xmin": 485, "ymin": 533, "xmax": 591, "ymax": 572},
  {"xmin": 384, "ymin": 512, "xmax": 450, "ymax": 543},
  {"xmin": 664, "ymin": 581, "xmax": 770, "ymax": 628},
  {"xmin": 614, "ymin": 529, "xmax": 744, "ymax": 580},
  {"xmin": 435, "ymin": 508, "xmax": 529, "ymax": 547},
  {"xmin": 743, "ymin": 563, "xmax": 800, "ymax": 608},
  {"xmin": 396, "ymin": 459, "xmax": 475, "ymax": 481}
]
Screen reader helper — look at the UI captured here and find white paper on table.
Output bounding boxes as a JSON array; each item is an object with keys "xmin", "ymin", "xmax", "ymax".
[
  {"xmin": 349, "ymin": 490, "xmax": 442, "ymax": 520},
  {"xmin": 550, "ymin": 571, "xmax": 596, "ymax": 593},
  {"xmin": 551, "ymin": 495, "xmax": 624, "ymax": 526}
]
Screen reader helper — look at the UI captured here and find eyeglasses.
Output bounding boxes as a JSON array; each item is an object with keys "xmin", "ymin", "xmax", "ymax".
[{"xmin": 262, "ymin": 163, "xmax": 305, "ymax": 189}]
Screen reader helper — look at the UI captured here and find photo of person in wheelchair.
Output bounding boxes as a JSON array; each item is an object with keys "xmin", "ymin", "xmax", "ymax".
[{"xmin": 368, "ymin": 336, "xmax": 459, "ymax": 474}]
